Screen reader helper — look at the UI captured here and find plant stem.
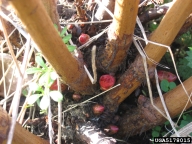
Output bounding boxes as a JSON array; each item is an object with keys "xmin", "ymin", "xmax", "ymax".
[{"xmin": 9, "ymin": 0, "xmax": 95, "ymax": 95}]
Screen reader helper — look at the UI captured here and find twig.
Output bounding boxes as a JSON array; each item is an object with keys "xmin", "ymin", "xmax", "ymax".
[
  {"xmin": 30, "ymin": 104, "xmax": 36, "ymax": 133},
  {"xmin": 84, "ymin": 65, "xmax": 94, "ymax": 83},
  {"xmin": 95, "ymin": 0, "xmax": 114, "ymax": 19},
  {"xmin": 134, "ymin": 22, "xmax": 169, "ymax": 69},
  {"xmin": 136, "ymin": 16, "xmax": 148, "ymax": 45},
  {"xmin": 84, "ymin": 45, "xmax": 97, "ymax": 84},
  {"xmin": 7, "ymin": 34, "xmax": 31, "ymax": 144},
  {"xmin": 57, "ymin": 78, "xmax": 62, "ymax": 144},
  {"xmin": 0, "ymin": 41, "xmax": 25, "ymax": 86},
  {"xmin": 0, "ymin": 77, "xmax": 36, "ymax": 105},
  {"xmin": 48, "ymin": 94, "xmax": 54, "ymax": 144},
  {"xmin": 5, "ymin": 62, "xmax": 16, "ymax": 100},
  {"xmin": 1, "ymin": 41, "xmax": 7, "ymax": 109},
  {"xmin": 139, "ymin": 0, "xmax": 148, "ymax": 7},
  {"xmin": 91, "ymin": 45, "xmax": 97, "ymax": 84},
  {"xmin": 22, "ymin": 117, "xmax": 30, "ymax": 127},
  {"xmin": 133, "ymin": 37, "xmax": 168, "ymax": 119},
  {"xmin": 0, "ymin": 11, "xmax": 28, "ymax": 38},
  {"xmin": 17, "ymin": 46, "xmax": 35, "ymax": 123},
  {"xmin": 61, "ymin": 19, "xmax": 113, "ymax": 25},
  {"xmin": 91, "ymin": 3, "xmax": 97, "ymax": 24},
  {"xmin": 0, "ymin": 15, "xmax": 23, "ymax": 77},
  {"xmin": 3, "ymin": 56, "xmax": 16, "ymax": 110},
  {"xmin": 8, "ymin": 36, "xmax": 33, "ymax": 115}
]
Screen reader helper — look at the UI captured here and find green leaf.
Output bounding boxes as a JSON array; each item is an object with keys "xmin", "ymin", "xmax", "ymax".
[
  {"xmin": 54, "ymin": 24, "xmax": 58, "ymax": 30},
  {"xmin": 27, "ymin": 94, "xmax": 42, "ymax": 105},
  {"xmin": 177, "ymin": 31, "xmax": 192, "ymax": 47},
  {"xmin": 154, "ymin": 126, "xmax": 161, "ymax": 132},
  {"xmin": 49, "ymin": 91, "xmax": 63, "ymax": 102},
  {"xmin": 164, "ymin": 0, "xmax": 172, "ymax": 3},
  {"xmin": 160, "ymin": 80, "xmax": 169, "ymax": 92},
  {"xmin": 40, "ymin": 95, "xmax": 49, "ymax": 110},
  {"xmin": 35, "ymin": 55, "xmax": 47, "ymax": 68},
  {"xmin": 185, "ymin": 57, "xmax": 192, "ymax": 65},
  {"xmin": 184, "ymin": 114, "xmax": 192, "ymax": 122},
  {"xmin": 161, "ymin": 79, "xmax": 169, "ymax": 87},
  {"xmin": 187, "ymin": 61, "xmax": 192, "ymax": 68},
  {"xmin": 60, "ymin": 27, "xmax": 67, "ymax": 37},
  {"xmin": 186, "ymin": 51, "xmax": 192, "ymax": 57},
  {"xmin": 39, "ymin": 72, "xmax": 50, "ymax": 86},
  {"xmin": 152, "ymin": 130, "xmax": 160, "ymax": 137},
  {"xmin": 66, "ymin": 45, "xmax": 76, "ymax": 52},
  {"xmin": 161, "ymin": 132, "xmax": 166, "ymax": 137},
  {"xmin": 180, "ymin": 120, "xmax": 189, "ymax": 128},
  {"xmin": 22, "ymin": 89, "xmax": 28, "ymax": 96},
  {"xmin": 188, "ymin": 47, "xmax": 192, "ymax": 51},
  {"xmin": 177, "ymin": 58, "xmax": 192, "ymax": 80},
  {"xmin": 54, "ymin": 24, "xmax": 60, "ymax": 35},
  {"xmin": 40, "ymin": 109, "xmax": 47, "ymax": 114},
  {"xmin": 142, "ymin": 90, "xmax": 147, "ymax": 96},
  {"xmin": 148, "ymin": 21, "xmax": 159, "ymax": 32},
  {"xmin": 164, "ymin": 121, "xmax": 170, "ymax": 126},
  {"xmin": 182, "ymin": 114, "xmax": 187, "ymax": 120},
  {"xmin": 50, "ymin": 71, "xmax": 58, "ymax": 80},
  {"xmin": 29, "ymin": 82, "xmax": 43, "ymax": 92},
  {"xmin": 62, "ymin": 34, "xmax": 72, "ymax": 44},
  {"xmin": 26, "ymin": 67, "xmax": 43, "ymax": 74},
  {"xmin": 48, "ymin": 79, "xmax": 55, "ymax": 88},
  {"xmin": 36, "ymin": 98, "xmax": 40, "ymax": 108},
  {"xmin": 169, "ymin": 82, "xmax": 176, "ymax": 90}
]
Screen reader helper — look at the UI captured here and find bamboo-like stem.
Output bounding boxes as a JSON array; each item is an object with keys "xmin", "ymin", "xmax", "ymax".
[
  {"xmin": 41, "ymin": 0, "xmax": 61, "ymax": 31},
  {"xmin": 103, "ymin": 0, "xmax": 192, "ymax": 112},
  {"xmin": 9, "ymin": 0, "xmax": 95, "ymax": 95},
  {"xmin": 0, "ymin": 106, "xmax": 49, "ymax": 144},
  {"xmin": 117, "ymin": 77, "xmax": 192, "ymax": 137},
  {"xmin": 111, "ymin": 0, "xmax": 139, "ymax": 39},
  {"xmin": 96, "ymin": 0, "xmax": 139, "ymax": 73},
  {"xmin": 145, "ymin": 0, "xmax": 192, "ymax": 66}
]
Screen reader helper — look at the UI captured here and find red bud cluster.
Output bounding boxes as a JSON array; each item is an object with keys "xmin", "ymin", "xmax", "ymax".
[
  {"xmin": 99, "ymin": 74, "xmax": 116, "ymax": 91},
  {"xmin": 92, "ymin": 104, "xmax": 105, "ymax": 115},
  {"xmin": 78, "ymin": 33, "xmax": 90, "ymax": 45},
  {"xmin": 104, "ymin": 125, "xmax": 119, "ymax": 135}
]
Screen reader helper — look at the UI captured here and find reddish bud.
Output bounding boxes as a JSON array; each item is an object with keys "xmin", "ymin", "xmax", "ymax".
[
  {"xmin": 92, "ymin": 104, "xmax": 105, "ymax": 115},
  {"xmin": 157, "ymin": 70, "xmax": 177, "ymax": 82},
  {"xmin": 78, "ymin": 33, "xmax": 90, "ymax": 45},
  {"xmin": 104, "ymin": 125, "xmax": 119, "ymax": 135},
  {"xmin": 67, "ymin": 24, "xmax": 74, "ymax": 30},
  {"xmin": 99, "ymin": 75, "xmax": 116, "ymax": 91},
  {"xmin": 72, "ymin": 94, "xmax": 82, "ymax": 101},
  {"xmin": 50, "ymin": 80, "xmax": 67, "ymax": 92}
]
